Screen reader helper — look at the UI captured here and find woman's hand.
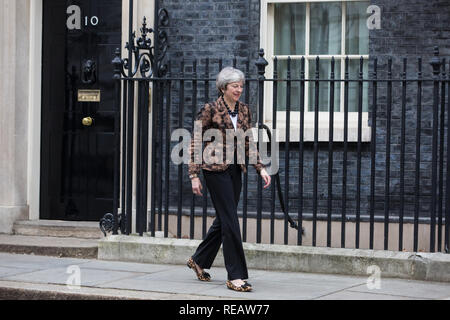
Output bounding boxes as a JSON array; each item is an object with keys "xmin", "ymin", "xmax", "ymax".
[
  {"xmin": 191, "ymin": 177, "xmax": 203, "ymax": 196},
  {"xmin": 260, "ymin": 168, "xmax": 271, "ymax": 189}
]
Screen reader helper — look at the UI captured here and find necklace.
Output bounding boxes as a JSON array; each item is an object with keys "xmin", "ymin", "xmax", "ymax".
[{"xmin": 221, "ymin": 96, "xmax": 239, "ymax": 117}]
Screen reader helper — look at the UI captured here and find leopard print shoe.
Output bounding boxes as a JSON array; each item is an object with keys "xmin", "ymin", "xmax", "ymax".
[
  {"xmin": 187, "ymin": 257, "xmax": 211, "ymax": 282},
  {"xmin": 226, "ymin": 280, "xmax": 252, "ymax": 292}
]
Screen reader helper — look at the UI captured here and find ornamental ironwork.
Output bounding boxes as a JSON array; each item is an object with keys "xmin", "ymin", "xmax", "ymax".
[
  {"xmin": 100, "ymin": 7, "xmax": 169, "ymax": 237},
  {"xmin": 118, "ymin": 10, "xmax": 169, "ymax": 79}
]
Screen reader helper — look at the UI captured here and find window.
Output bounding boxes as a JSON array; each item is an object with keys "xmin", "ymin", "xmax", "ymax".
[{"xmin": 261, "ymin": 0, "xmax": 371, "ymax": 142}]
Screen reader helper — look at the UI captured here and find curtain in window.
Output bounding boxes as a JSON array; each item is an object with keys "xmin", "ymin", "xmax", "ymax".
[
  {"xmin": 274, "ymin": 3, "xmax": 306, "ymax": 111},
  {"xmin": 275, "ymin": 59, "xmax": 303, "ymax": 111},
  {"xmin": 273, "ymin": 1, "xmax": 369, "ymax": 113},
  {"xmin": 309, "ymin": 59, "xmax": 341, "ymax": 112},
  {"xmin": 348, "ymin": 59, "xmax": 369, "ymax": 112},
  {"xmin": 346, "ymin": 1, "xmax": 369, "ymax": 112},
  {"xmin": 274, "ymin": 3, "xmax": 306, "ymax": 55},
  {"xmin": 310, "ymin": 2, "xmax": 341, "ymax": 55},
  {"xmin": 346, "ymin": 1, "xmax": 369, "ymax": 55}
]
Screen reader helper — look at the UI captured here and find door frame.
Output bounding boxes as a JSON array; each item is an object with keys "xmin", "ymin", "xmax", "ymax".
[
  {"xmin": 29, "ymin": 0, "xmax": 155, "ymax": 221},
  {"xmin": 28, "ymin": 0, "xmax": 43, "ymax": 221}
]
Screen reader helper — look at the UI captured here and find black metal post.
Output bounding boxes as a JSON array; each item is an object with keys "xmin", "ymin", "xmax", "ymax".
[
  {"xmin": 399, "ymin": 58, "xmax": 407, "ymax": 251},
  {"xmin": 255, "ymin": 49, "xmax": 268, "ymax": 244},
  {"xmin": 142, "ymin": 80, "xmax": 150, "ymax": 235},
  {"xmin": 298, "ymin": 57, "xmax": 305, "ymax": 246},
  {"xmin": 384, "ymin": 58, "xmax": 393, "ymax": 250},
  {"xmin": 112, "ymin": 49, "xmax": 122, "ymax": 235},
  {"xmin": 342, "ymin": 57, "xmax": 349, "ymax": 248},
  {"xmin": 445, "ymin": 60, "xmax": 450, "ymax": 253},
  {"xmin": 414, "ymin": 58, "xmax": 423, "ymax": 252},
  {"xmin": 136, "ymin": 79, "xmax": 144, "ymax": 235},
  {"xmin": 356, "ymin": 57, "xmax": 363, "ymax": 249},
  {"xmin": 243, "ymin": 60, "xmax": 249, "ymax": 242},
  {"xmin": 313, "ymin": 57, "xmax": 320, "ymax": 247},
  {"xmin": 438, "ymin": 59, "xmax": 446, "ymax": 252},
  {"xmin": 125, "ymin": 89, "xmax": 135, "ymax": 236},
  {"xmin": 202, "ymin": 58, "xmax": 210, "ymax": 240},
  {"xmin": 150, "ymin": 78, "xmax": 157, "ymax": 236},
  {"xmin": 271, "ymin": 58, "xmax": 278, "ymax": 245},
  {"xmin": 164, "ymin": 62, "xmax": 172, "ymax": 238},
  {"xmin": 157, "ymin": 79, "xmax": 164, "ymax": 233},
  {"xmin": 327, "ymin": 57, "xmax": 335, "ymax": 248},
  {"xmin": 121, "ymin": 78, "xmax": 128, "ymax": 235},
  {"xmin": 285, "ymin": 57, "xmax": 292, "ymax": 245},
  {"xmin": 430, "ymin": 47, "xmax": 442, "ymax": 252},
  {"xmin": 177, "ymin": 60, "xmax": 185, "ymax": 239},
  {"xmin": 190, "ymin": 60, "xmax": 198, "ymax": 240},
  {"xmin": 370, "ymin": 58, "xmax": 378, "ymax": 250}
]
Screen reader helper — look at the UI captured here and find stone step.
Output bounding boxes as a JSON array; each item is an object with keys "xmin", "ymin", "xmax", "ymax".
[
  {"xmin": 0, "ymin": 234, "xmax": 98, "ymax": 259},
  {"xmin": 13, "ymin": 220, "xmax": 104, "ymax": 239}
]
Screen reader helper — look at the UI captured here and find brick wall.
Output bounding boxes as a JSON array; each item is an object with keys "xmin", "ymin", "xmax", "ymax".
[
  {"xmin": 366, "ymin": 0, "xmax": 450, "ymax": 222},
  {"xmin": 156, "ymin": 0, "xmax": 450, "ymax": 224},
  {"xmin": 160, "ymin": 0, "xmax": 260, "ymax": 66}
]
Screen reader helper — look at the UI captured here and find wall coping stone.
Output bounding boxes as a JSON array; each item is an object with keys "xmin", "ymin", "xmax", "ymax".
[{"xmin": 98, "ymin": 235, "xmax": 450, "ymax": 282}]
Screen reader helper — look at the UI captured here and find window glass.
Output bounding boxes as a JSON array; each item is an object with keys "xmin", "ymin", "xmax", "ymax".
[
  {"xmin": 346, "ymin": 1, "xmax": 369, "ymax": 55},
  {"xmin": 347, "ymin": 59, "xmax": 369, "ymax": 112},
  {"xmin": 310, "ymin": 2, "xmax": 342, "ymax": 55},
  {"xmin": 275, "ymin": 59, "xmax": 304, "ymax": 112},
  {"xmin": 271, "ymin": 1, "xmax": 369, "ymax": 114},
  {"xmin": 308, "ymin": 59, "xmax": 341, "ymax": 112},
  {"xmin": 274, "ymin": 3, "xmax": 306, "ymax": 55}
]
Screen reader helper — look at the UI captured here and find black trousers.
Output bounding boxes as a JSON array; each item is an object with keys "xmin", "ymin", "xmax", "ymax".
[{"xmin": 192, "ymin": 164, "xmax": 248, "ymax": 280}]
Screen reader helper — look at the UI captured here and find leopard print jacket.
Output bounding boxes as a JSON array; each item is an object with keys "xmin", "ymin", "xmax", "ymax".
[{"xmin": 188, "ymin": 98, "xmax": 265, "ymax": 177}]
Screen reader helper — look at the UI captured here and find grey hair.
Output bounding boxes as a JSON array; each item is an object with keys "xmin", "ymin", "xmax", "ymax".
[{"xmin": 216, "ymin": 67, "xmax": 245, "ymax": 95}]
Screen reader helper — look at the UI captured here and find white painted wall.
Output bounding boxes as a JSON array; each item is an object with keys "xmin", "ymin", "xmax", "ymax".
[{"xmin": 0, "ymin": 0, "xmax": 32, "ymax": 233}]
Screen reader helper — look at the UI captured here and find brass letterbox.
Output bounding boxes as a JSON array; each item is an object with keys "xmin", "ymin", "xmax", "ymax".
[{"xmin": 78, "ymin": 89, "xmax": 101, "ymax": 102}]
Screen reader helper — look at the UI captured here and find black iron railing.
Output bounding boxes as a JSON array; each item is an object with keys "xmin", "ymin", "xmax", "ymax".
[{"xmin": 101, "ymin": 13, "xmax": 450, "ymax": 254}]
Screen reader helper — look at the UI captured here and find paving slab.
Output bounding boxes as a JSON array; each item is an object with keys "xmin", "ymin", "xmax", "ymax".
[
  {"xmin": 0, "ymin": 280, "xmax": 227, "ymax": 300},
  {"xmin": 316, "ymin": 290, "xmax": 425, "ymax": 300},
  {"xmin": 192, "ymin": 268, "xmax": 367, "ymax": 300},
  {"xmin": 98, "ymin": 276, "xmax": 225, "ymax": 296},
  {"xmin": 80, "ymin": 260, "xmax": 179, "ymax": 274},
  {"xmin": 2, "ymin": 267, "xmax": 142, "ymax": 287},
  {"xmin": 348, "ymin": 279, "xmax": 450, "ymax": 300},
  {"xmin": 199, "ymin": 275, "xmax": 365, "ymax": 300},
  {"xmin": 0, "ymin": 266, "xmax": 37, "ymax": 279}
]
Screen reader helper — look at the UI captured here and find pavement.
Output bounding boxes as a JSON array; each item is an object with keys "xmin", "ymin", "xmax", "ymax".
[{"xmin": 0, "ymin": 252, "xmax": 449, "ymax": 300}]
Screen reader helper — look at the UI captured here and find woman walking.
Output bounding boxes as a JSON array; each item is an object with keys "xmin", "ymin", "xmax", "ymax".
[{"xmin": 187, "ymin": 67, "xmax": 271, "ymax": 292}]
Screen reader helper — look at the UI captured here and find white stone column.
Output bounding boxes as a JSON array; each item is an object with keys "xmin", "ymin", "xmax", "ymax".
[
  {"xmin": 0, "ymin": 0, "xmax": 31, "ymax": 233},
  {"xmin": 121, "ymin": 0, "xmax": 156, "ymax": 234}
]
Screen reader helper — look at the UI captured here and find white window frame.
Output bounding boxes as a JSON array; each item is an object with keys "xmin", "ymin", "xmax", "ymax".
[{"xmin": 260, "ymin": 0, "xmax": 371, "ymax": 142}]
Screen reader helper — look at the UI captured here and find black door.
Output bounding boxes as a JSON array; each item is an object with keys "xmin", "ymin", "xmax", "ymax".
[{"xmin": 41, "ymin": 0, "xmax": 122, "ymax": 221}]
